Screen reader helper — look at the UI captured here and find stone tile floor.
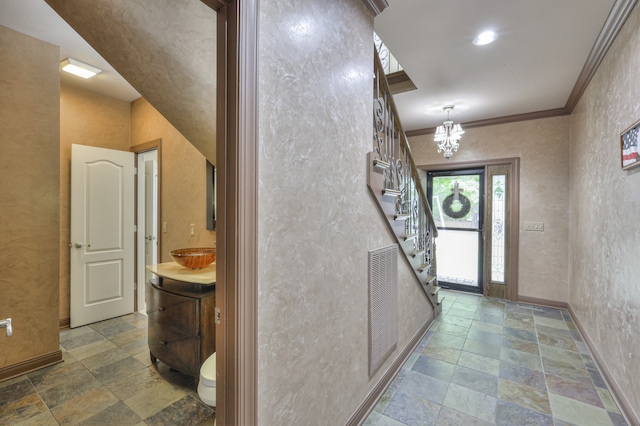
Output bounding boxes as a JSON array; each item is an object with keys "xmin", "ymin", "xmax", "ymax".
[
  {"xmin": 0, "ymin": 313, "xmax": 215, "ymax": 425},
  {"xmin": 365, "ymin": 290, "xmax": 629, "ymax": 426}
]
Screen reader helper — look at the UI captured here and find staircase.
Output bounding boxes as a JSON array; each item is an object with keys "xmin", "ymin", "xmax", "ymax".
[{"xmin": 367, "ymin": 51, "xmax": 442, "ymax": 316}]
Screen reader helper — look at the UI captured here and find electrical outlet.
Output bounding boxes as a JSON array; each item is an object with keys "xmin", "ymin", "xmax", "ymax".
[
  {"xmin": 190, "ymin": 223, "xmax": 195, "ymax": 237},
  {"xmin": 524, "ymin": 222, "xmax": 544, "ymax": 231}
]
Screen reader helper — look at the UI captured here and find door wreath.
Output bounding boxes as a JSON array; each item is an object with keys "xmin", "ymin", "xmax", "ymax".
[{"xmin": 442, "ymin": 193, "xmax": 471, "ymax": 219}]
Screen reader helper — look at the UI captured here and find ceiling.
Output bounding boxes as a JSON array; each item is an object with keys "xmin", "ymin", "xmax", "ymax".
[
  {"xmin": 0, "ymin": 0, "xmax": 140, "ymax": 102},
  {"xmin": 1, "ymin": 0, "xmax": 634, "ymax": 132},
  {"xmin": 374, "ymin": 0, "xmax": 633, "ymax": 132}
]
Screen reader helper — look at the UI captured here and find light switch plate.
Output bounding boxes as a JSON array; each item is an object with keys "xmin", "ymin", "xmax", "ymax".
[{"xmin": 525, "ymin": 222, "xmax": 544, "ymax": 231}]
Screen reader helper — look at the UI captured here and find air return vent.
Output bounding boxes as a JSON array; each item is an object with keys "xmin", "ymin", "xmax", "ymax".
[{"xmin": 368, "ymin": 244, "xmax": 398, "ymax": 377}]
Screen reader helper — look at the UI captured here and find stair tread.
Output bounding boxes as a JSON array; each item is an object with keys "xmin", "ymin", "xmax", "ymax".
[
  {"xmin": 373, "ymin": 159, "xmax": 390, "ymax": 170},
  {"xmin": 382, "ymin": 188, "xmax": 401, "ymax": 197}
]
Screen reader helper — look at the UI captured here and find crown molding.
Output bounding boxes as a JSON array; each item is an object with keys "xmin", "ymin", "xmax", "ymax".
[
  {"xmin": 405, "ymin": 0, "xmax": 637, "ymax": 138},
  {"xmin": 565, "ymin": 0, "xmax": 638, "ymax": 110},
  {"xmin": 405, "ymin": 108, "xmax": 570, "ymax": 137},
  {"xmin": 361, "ymin": 0, "xmax": 389, "ymax": 17}
]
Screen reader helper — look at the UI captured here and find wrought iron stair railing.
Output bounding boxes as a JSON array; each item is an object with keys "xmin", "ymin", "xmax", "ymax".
[{"xmin": 367, "ymin": 51, "xmax": 442, "ymax": 315}]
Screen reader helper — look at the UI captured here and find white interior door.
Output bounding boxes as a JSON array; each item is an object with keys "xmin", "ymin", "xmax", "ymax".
[
  {"xmin": 71, "ymin": 144, "xmax": 135, "ymax": 328},
  {"xmin": 136, "ymin": 149, "xmax": 158, "ymax": 313},
  {"xmin": 144, "ymin": 152, "xmax": 158, "ymax": 274}
]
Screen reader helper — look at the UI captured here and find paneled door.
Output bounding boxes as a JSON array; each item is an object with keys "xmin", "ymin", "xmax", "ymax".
[
  {"xmin": 427, "ymin": 169, "xmax": 485, "ymax": 294},
  {"xmin": 70, "ymin": 144, "xmax": 135, "ymax": 327}
]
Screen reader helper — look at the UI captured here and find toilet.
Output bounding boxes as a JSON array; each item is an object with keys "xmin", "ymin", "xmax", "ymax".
[{"xmin": 197, "ymin": 352, "xmax": 216, "ymax": 407}]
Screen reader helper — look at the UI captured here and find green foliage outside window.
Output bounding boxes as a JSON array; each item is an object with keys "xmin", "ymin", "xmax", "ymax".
[{"xmin": 431, "ymin": 175, "xmax": 480, "ymax": 223}]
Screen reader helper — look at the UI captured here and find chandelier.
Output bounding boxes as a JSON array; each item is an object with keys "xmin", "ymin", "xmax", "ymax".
[{"xmin": 433, "ymin": 105, "xmax": 464, "ymax": 159}]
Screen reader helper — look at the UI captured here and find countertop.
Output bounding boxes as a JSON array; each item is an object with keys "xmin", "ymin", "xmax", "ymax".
[{"xmin": 146, "ymin": 261, "xmax": 216, "ymax": 285}]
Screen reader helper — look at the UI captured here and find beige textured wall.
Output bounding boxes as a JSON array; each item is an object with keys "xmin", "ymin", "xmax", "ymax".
[
  {"xmin": 0, "ymin": 26, "xmax": 60, "ymax": 367},
  {"xmin": 59, "ymin": 83, "xmax": 131, "ymax": 320},
  {"xmin": 409, "ymin": 117, "xmax": 571, "ymax": 302},
  {"xmin": 257, "ymin": 1, "xmax": 432, "ymax": 424},
  {"xmin": 568, "ymin": 3, "xmax": 640, "ymax": 417},
  {"xmin": 131, "ymin": 98, "xmax": 216, "ymax": 262},
  {"xmin": 45, "ymin": 0, "xmax": 217, "ymax": 163}
]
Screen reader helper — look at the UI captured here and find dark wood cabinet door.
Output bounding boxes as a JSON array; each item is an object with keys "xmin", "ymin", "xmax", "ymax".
[
  {"xmin": 147, "ymin": 287, "xmax": 199, "ymax": 337},
  {"xmin": 146, "ymin": 279, "xmax": 216, "ymax": 378}
]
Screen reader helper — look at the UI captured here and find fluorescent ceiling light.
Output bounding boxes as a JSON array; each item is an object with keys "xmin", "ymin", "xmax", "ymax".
[
  {"xmin": 473, "ymin": 30, "xmax": 499, "ymax": 46},
  {"xmin": 60, "ymin": 58, "xmax": 102, "ymax": 79}
]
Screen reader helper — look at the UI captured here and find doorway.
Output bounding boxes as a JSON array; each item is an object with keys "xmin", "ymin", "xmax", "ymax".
[
  {"xmin": 427, "ymin": 169, "xmax": 485, "ymax": 294},
  {"xmin": 422, "ymin": 158, "xmax": 520, "ymax": 301},
  {"xmin": 134, "ymin": 145, "xmax": 160, "ymax": 313}
]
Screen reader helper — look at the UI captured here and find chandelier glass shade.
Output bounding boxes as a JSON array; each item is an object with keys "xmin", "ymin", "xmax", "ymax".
[{"xmin": 434, "ymin": 106, "xmax": 464, "ymax": 159}]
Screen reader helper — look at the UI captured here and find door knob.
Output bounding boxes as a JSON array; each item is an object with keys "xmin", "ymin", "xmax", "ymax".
[{"xmin": 74, "ymin": 242, "xmax": 91, "ymax": 248}]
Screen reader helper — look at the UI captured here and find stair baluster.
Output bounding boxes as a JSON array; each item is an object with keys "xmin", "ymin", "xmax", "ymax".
[{"xmin": 367, "ymin": 49, "xmax": 441, "ymax": 315}]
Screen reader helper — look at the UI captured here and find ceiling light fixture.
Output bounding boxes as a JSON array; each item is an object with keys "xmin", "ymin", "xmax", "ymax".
[
  {"xmin": 473, "ymin": 30, "xmax": 499, "ymax": 46},
  {"xmin": 433, "ymin": 105, "xmax": 464, "ymax": 159},
  {"xmin": 60, "ymin": 58, "xmax": 102, "ymax": 79}
]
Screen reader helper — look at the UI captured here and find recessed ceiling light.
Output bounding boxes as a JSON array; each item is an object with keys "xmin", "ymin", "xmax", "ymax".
[
  {"xmin": 60, "ymin": 58, "xmax": 102, "ymax": 79},
  {"xmin": 473, "ymin": 30, "xmax": 499, "ymax": 46}
]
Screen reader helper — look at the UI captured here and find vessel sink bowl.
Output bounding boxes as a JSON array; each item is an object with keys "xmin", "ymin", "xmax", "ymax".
[{"xmin": 170, "ymin": 247, "xmax": 216, "ymax": 269}]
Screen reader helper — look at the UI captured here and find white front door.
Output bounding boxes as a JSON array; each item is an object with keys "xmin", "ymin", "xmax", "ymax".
[{"xmin": 70, "ymin": 144, "xmax": 135, "ymax": 328}]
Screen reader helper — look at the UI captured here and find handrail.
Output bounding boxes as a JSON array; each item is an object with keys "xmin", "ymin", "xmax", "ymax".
[
  {"xmin": 370, "ymin": 45, "xmax": 440, "ymax": 306},
  {"xmin": 374, "ymin": 32, "xmax": 403, "ymax": 74},
  {"xmin": 373, "ymin": 52, "xmax": 438, "ymax": 237}
]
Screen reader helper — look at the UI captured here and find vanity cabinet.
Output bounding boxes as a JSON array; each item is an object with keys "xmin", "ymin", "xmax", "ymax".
[{"xmin": 146, "ymin": 277, "xmax": 216, "ymax": 378}]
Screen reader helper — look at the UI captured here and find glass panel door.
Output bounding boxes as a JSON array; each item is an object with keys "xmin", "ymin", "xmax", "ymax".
[
  {"xmin": 484, "ymin": 163, "xmax": 512, "ymax": 300},
  {"xmin": 427, "ymin": 169, "xmax": 484, "ymax": 293}
]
